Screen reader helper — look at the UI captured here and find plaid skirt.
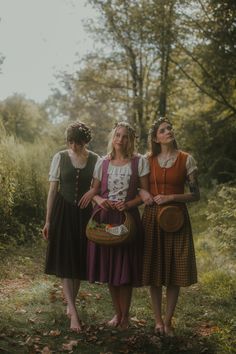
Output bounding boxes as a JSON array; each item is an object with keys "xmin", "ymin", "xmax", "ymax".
[{"xmin": 142, "ymin": 204, "xmax": 197, "ymax": 287}]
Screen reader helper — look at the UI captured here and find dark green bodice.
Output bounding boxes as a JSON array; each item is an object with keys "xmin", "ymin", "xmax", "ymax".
[{"xmin": 59, "ymin": 150, "xmax": 98, "ymax": 205}]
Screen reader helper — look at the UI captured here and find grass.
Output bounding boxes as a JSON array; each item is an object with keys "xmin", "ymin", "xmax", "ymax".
[{"xmin": 0, "ymin": 203, "xmax": 236, "ymax": 353}]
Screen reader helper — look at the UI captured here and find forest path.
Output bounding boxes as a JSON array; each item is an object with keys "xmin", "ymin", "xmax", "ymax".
[{"xmin": 0, "ymin": 214, "xmax": 235, "ymax": 353}]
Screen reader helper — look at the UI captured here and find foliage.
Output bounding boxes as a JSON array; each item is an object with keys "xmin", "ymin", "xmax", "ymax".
[
  {"xmin": 173, "ymin": 99, "xmax": 236, "ymax": 184},
  {"xmin": 50, "ymin": 0, "xmax": 192, "ymax": 151},
  {"xmin": 0, "ymin": 94, "xmax": 50, "ymax": 143},
  {"xmin": 189, "ymin": 0, "xmax": 236, "ymax": 114},
  {"xmin": 169, "ymin": 0, "xmax": 236, "ymax": 183},
  {"xmin": 47, "ymin": 66, "xmax": 116, "ymax": 155},
  {"xmin": 0, "ymin": 133, "xmax": 56, "ymax": 244},
  {"xmin": 204, "ymin": 184, "xmax": 236, "ymax": 259},
  {"xmin": 48, "ymin": 0, "xmax": 236, "ymax": 180}
]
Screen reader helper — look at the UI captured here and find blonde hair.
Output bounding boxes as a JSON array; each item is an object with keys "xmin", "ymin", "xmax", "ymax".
[{"xmin": 107, "ymin": 121, "xmax": 136, "ymax": 159}]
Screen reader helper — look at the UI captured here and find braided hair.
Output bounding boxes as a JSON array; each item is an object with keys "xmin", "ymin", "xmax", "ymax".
[{"xmin": 65, "ymin": 121, "xmax": 92, "ymax": 145}]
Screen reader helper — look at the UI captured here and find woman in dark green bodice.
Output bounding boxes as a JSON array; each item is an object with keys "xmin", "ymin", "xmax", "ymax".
[{"xmin": 42, "ymin": 121, "xmax": 99, "ymax": 332}]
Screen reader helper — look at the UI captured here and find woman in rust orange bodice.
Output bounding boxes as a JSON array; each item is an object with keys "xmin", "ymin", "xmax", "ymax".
[{"xmin": 140, "ymin": 117, "xmax": 200, "ymax": 336}]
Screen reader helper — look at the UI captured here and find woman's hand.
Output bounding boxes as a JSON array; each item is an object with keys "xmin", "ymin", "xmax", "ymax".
[
  {"xmin": 94, "ymin": 195, "xmax": 115, "ymax": 210},
  {"xmin": 78, "ymin": 189, "xmax": 96, "ymax": 209},
  {"xmin": 42, "ymin": 222, "xmax": 50, "ymax": 240},
  {"xmin": 153, "ymin": 194, "xmax": 173, "ymax": 205},
  {"xmin": 139, "ymin": 189, "xmax": 154, "ymax": 205},
  {"xmin": 114, "ymin": 200, "xmax": 127, "ymax": 211}
]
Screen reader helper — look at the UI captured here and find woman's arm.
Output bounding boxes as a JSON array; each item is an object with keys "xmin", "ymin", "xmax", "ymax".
[
  {"xmin": 138, "ymin": 174, "xmax": 154, "ymax": 205},
  {"xmin": 127, "ymin": 174, "xmax": 151, "ymax": 208},
  {"xmin": 78, "ymin": 177, "xmax": 101, "ymax": 209},
  {"xmin": 91, "ymin": 178, "xmax": 115, "ymax": 209},
  {"xmin": 116, "ymin": 174, "xmax": 151, "ymax": 211},
  {"xmin": 186, "ymin": 170, "xmax": 200, "ymax": 201},
  {"xmin": 42, "ymin": 181, "xmax": 59, "ymax": 240}
]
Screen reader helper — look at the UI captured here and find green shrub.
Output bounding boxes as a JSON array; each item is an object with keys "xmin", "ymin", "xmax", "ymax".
[
  {"xmin": 0, "ymin": 134, "xmax": 56, "ymax": 244},
  {"xmin": 205, "ymin": 184, "xmax": 236, "ymax": 260}
]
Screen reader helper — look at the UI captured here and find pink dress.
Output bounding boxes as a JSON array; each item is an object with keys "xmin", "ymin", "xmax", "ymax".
[{"xmin": 87, "ymin": 155, "xmax": 145, "ymax": 286}]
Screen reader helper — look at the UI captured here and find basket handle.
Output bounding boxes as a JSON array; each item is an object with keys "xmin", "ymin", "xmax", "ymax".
[
  {"xmin": 90, "ymin": 206, "xmax": 128, "ymax": 222},
  {"xmin": 90, "ymin": 207, "xmax": 103, "ymax": 221}
]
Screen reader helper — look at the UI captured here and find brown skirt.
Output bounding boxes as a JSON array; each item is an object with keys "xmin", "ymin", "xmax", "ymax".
[{"xmin": 142, "ymin": 204, "xmax": 197, "ymax": 287}]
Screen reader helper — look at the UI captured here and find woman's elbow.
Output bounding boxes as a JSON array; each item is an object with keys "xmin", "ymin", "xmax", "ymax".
[{"xmin": 193, "ymin": 192, "xmax": 200, "ymax": 202}]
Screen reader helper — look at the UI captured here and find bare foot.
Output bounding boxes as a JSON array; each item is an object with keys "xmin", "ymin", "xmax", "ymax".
[
  {"xmin": 164, "ymin": 324, "xmax": 175, "ymax": 337},
  {"xmin": 154, "ymin": 323, "xmax": 164, "ymax": 335},
  {"xmin": 70, "ymin": 313, "xmax": 81, "ymax": 333},
  {"xmin": 107, "ymin": 314, "xmax": 121, "ymax": 328},
  {"xmin": 119, "ymin": 316, "xmax": 129, "ymax": 330}
]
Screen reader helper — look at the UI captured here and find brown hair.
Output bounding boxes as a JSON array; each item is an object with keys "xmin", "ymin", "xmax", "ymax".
[
  {"xmin": 107, "ymin": 121, "xmax": 137, "ymax": 159},
  {"xmin": 149, "ymin": 117, "xmax": 178, "ymax": 156},
  {"xmin": 65, "ymin": 121, "xmax": 91, "ymax": 145}
]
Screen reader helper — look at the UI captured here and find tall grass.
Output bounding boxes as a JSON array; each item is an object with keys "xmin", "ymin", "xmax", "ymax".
[{"xmin": 0, "ymin": 133, "xmax": 57, "ymax": 245}]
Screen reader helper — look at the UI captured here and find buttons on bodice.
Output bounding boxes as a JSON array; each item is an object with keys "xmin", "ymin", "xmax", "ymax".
[
  {"xmin": 161, "ymin": 168, "xmax": 166, "ymax": 194},
  {"xmin": 74, "ymin": 169, "xmax": 80, "ymax": 205}
]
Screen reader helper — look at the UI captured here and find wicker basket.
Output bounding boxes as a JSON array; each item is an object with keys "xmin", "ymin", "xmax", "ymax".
[
  {"xmin": 157, "ymin": 205, "xmax": 184, "ymax": 233},
  {"xmin": 86, "ymin": 209, "xmax": 136, "ymax": 246}
]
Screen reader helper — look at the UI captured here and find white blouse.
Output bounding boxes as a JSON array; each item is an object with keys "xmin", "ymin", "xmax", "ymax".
[
  {"xmin": 48, "ymin": 150, "xmax": 88, "ymax": 182},
  {"xmin": 158, "ymin": 154, "xmax": 197, "ymax": 175},
  {"xmin": 93, "ymin": 155, "xmax": 150, "ymax": 201}
]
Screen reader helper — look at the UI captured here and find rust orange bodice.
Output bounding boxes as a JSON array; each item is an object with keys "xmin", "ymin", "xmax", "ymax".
[{"xmin": 149, "ymin": 151, "xmax": 188, "ymax": 196}]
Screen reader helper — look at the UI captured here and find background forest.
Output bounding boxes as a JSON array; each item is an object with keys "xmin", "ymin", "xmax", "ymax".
[{"xmin": 0, "ymin": 1, "xmax": 235, "ymax": 353}]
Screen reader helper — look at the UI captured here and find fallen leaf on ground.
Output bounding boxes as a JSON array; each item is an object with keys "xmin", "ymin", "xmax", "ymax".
[
  {"xmin": 41, "ymin": 346, "xmax": 52, "ymax": 354},
  {"xmin": 130, "ymin": 317, "xmax": 147, "ymax": 326},
  {"xmin": 35, "ymin": 309, "xmax": 43, "ymax": 314},
  {"xmin": 79, "ymin": 291, "xmax": 92, "ymax": 299},
  {"xmin": 15, "ymin": 308, "xmax": 27, "ymax": 314},
  {"xmin": 28, "ymin": 317, "xmax": 37, "ymax": 323},
  {"xmin": 25, "ymin": 336, "xmax": 32, "ymax": 345},
  {"xmin": 197, "ymin": 323, "xmax": 221, "ymax": 336},
  {"xmin": 48, "ymin": 329, "xmax": 61, "ymax": 336},
  {"xmin": 62, "ymin": 340, "xmax": 79, "ymax": 351}
]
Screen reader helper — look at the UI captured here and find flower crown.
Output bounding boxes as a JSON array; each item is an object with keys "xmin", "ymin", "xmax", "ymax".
[
  {"xmin": 76, "ymin": 123, "xmax": 91, "ymax": 140},
  {"xmin": 149, "ymin": 116, "xmax": 172, "ymax": 135},
  {"xmin": 113, "ymin": 121, "xmax": 137, "ymax": 139},
  {"xmin": 66, "ymin": 121, "xmax": 92, "ymax": 143}
]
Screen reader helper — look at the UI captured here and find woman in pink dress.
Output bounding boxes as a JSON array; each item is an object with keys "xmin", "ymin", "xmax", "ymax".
[{"xmin": 87, "ymin": 121, "xmax": 149, "ymax": 329}]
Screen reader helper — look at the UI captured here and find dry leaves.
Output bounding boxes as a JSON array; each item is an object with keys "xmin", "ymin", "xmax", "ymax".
[
  {"xmin": 197, "ymin": 322, "xmax": 221, "ymax": 336},
  {"xmin": 79, "ymin": 291, "xmax": 92, "ymax": 300},
  {"xmin": 48, "ymin": 329, "xmax": 61, "ymax": 337},
  {"xmin": 41, "ymin": 346, "xmax": 52, "ymax": 354},
  {"xmin": 130, "ymin": 316, "xmax": 147, "ymax": 327},
  {"xmin": 62, "ymin": 340, "xmax": 79, "ymax": 351}
]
